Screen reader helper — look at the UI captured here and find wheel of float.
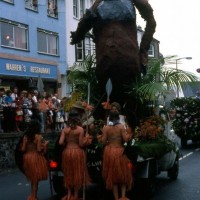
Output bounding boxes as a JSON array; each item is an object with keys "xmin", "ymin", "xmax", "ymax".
[{"xmin": 167, "ymin": 157, "xmax": 179, "ymax": 180}]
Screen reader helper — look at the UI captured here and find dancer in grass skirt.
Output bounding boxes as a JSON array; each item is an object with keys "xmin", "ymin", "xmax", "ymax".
[
  {"xmin": 20, "ymin": 119, "xmax": 49, "ymax": 200},
  {"xmin": 59, "ymin": 110, "xmax": 91, "ymax": 200},
  {"xmin": 100, "ymin": 110, "xmax": 133, "ymax": 200}
]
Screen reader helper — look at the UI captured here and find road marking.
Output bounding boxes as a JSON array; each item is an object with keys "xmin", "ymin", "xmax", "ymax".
[
  {"xmin": 179, "ymin": 148, "xmax": 200, "ymax": 161},
  {"xmin": 179, "ymin": 152, "xmax": 193, "ymax": 161}
]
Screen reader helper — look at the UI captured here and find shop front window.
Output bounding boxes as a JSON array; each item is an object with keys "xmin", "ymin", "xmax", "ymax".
[
  {"xmin": 25, "ymin": 0, "xmax": 38, "ymax": 11},
  {"xmin": 0, "ymin": 19, "xmax": 29, "ymax": 50},
  {"xmin": 37, "ymin": 29, "xmax": 59, "ymax": 56},
  {"xmin": 47, "ymin": 0, "xmax": 58, "ymax": 18}
]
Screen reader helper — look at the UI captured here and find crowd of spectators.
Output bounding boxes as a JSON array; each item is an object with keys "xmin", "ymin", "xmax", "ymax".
[{"xmin": 0, "ymin": 87, "xmax": 67, "ymax": 133}]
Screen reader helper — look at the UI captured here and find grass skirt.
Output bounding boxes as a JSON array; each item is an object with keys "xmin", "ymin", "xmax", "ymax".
[
  {"xmin": 62, "ymin": 147, "xmax": 90, "ymax": 189},
  {"xmin": 102, "ymin": 145, "xmax": 132, "ymax": 190},
  {"xmin": 23, "ymin": 151, "xmax": 48, "ymax": 183}
]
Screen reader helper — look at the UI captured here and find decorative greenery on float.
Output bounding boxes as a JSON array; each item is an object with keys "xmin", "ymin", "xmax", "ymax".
[
  {"xmin": 125, "ymin": 115, "xmax": 176, "ymax": 160},
  {"xmin": 170, "ymin": 97, "xmax": 200, "ymax": 141}
]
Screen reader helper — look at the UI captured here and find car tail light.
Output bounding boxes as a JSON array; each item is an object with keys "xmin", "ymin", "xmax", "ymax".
[{"xmin": 49, "ymin": 160, "xmax": 58, "ymax": 169}]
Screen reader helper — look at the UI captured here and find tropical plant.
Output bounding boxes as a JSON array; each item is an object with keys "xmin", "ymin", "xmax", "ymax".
[
  {"xmin": 67, "ymin": 55, "xmax": 102, "ymax": 105},
  {"xmin": 128, "ymin": 55, "xmax": 199, "ymax": 109}
]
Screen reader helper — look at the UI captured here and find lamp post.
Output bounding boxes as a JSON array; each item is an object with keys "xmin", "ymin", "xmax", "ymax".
[{"xmin": 175, "ymin": 57, "xmax": 192, "ymax": 98}]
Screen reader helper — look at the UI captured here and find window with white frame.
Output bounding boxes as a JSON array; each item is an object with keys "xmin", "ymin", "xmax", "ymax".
[
  {"xmin": 76, "ymin": 41, "xmax": 84, "ymax": 61},
  {"xmin": 73, "ymin": 0, "xmax": 85, "ymax": 19},
  {"xmin": 80, "ymin": 0, "xmax": 84, "ymax": 18},
  {"xmin": 148, "ymin": 44, "xmax": 155, "ymax": 57},
  {"xmin": 47, "ymin": 0, "xmax": 58, "ymax": 18},
  {"xmin": 0, "ymin": 19, "xmax": 29, "ymax": 50},
  {"xmin": 25, "ymin": 0, "xmax": 38, "ymax": 11},
  {"xmin": 37, "ymin": 29, "xmax": 59, "ymax": 56},
  {"xmin": 75, "ymin": 36, "xmax": 93, "ymax": 61},
  {"xmin": 1, "ymin": 0, "xmax": 14, "ymax": 3}
]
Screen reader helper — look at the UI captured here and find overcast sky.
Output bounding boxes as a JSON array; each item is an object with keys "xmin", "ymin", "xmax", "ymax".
[{"xmin": 136, "ymin": 0, "xmax": 200, "ymax": 77}]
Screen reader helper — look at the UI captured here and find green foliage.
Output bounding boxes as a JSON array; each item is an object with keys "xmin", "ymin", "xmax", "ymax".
[
  {"xmin": 128, "ymin": 56, "xmax": 198, "ymax": 105},
  {"xmin": 67, "ymin": 55, "xmax": 101, "ymax": 105},
  {"xmin": 125, "ymin": 134, "xmax": 176, "ymax": 160}
]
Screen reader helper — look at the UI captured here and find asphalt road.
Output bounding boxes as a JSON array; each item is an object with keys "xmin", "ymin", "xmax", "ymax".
[{"xmin": 0, "ymin": 143, "xmax": 200, "ymax": 200}]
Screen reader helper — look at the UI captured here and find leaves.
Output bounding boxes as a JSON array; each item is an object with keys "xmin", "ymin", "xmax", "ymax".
[{"xmin": 128, "ymin": 56, "xmax": 198, "ymax": 106}]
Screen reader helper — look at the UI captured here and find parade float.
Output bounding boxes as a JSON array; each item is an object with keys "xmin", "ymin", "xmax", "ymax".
[{"xmin": 47, "ymin": 56, "xmax": 193, "ymax": 198}]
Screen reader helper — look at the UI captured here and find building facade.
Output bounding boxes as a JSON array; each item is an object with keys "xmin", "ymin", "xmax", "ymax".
[
  {"xmin": 0, "ymin": 0, "xmax": 67, "ymax": 97},
  {"xmin": 65, "ymin": 0, "xmax": 95, "ymax": 95},
  {"xmin": 66, "ymin": 2, "xmax": 160, "ymax": 96}
]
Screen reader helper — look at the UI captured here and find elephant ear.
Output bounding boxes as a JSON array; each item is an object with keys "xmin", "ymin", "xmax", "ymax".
[{"xmin": 15, "ymin": 135, "xmax": 25, "ymax": 174}]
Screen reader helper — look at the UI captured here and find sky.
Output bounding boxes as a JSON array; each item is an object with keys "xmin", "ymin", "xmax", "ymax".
[{"xmin": 136, "ymin": 0, "xmax": 200, "ymax": 78}]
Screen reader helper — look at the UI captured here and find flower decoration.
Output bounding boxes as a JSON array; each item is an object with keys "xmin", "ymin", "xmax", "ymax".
[
  {"xmin": 101, "ymin": 101, "xmax": 111, "ymax": 110},
  {"xmin": 82, "ymin": 102, "xmax": 94, "ymax": 111},
  {"xmin": 135, "ymin": 115, "xmax": 165, "ymax": 140},
  {"xmin": 171, "ymin": 97, "xmax": 200, "ymax": 139}
]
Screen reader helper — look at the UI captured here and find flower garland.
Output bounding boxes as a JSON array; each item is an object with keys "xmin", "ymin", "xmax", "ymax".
[{"xmin": 135, "ymin": 115, "xmax": 165, "ymax": 140}]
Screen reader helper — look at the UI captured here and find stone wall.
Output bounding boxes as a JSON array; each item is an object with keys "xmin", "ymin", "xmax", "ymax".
[{"xmin": 0, "ymin": 132, "xmax": 60, "ymax": 173}]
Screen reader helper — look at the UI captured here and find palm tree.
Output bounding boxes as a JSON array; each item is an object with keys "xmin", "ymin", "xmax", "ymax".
[
  {"xmin": 67, "ymin": 55, "xmax": 102, "ymax": 105},
  {"xmin": 127, "ymin": 56, "xmax": 199, "ymax": 118}
]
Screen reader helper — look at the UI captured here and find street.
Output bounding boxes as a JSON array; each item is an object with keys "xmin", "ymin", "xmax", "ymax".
[{"xmin": 1, "ymin": 143, "xmax": 200, "ymax": 200}]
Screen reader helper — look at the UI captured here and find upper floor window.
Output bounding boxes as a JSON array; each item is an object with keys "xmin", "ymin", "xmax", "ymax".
[
  {"xmin": 76, "ymin": 41, "xmax": 84, "ymax": 61},
  {"xmin": 73, "ymin": 0, "xmax": 85, "ymax": 19},
  {"xmin": 148, "ymin": 44, "xmax": 155, "ymax": 57},
  {"xmin": 37, "ymin": 29, "xmax": 59, "ymax": 56},
  {"xmin": 0, "ymin": 19, "xmax": 29, "ymax": 50},
  {"xmin": 75, "ymin": 36, "xmax": 94, "ymax": 61},
  {"xmin": 1, "ymin": 0, "xmax": 14, "ymax": 3},
  {"xmin": 47, "ymin": 0, "xmax": 58, "ymax": 18},
  {"xmin": 25, "ymin": 0, "xmax": 38, "ymax": 11}
]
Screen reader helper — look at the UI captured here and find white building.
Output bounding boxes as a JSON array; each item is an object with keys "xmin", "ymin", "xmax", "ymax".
[{"xmin": 65, "ymin": 0, "xmax": 95, "ymax": 96}]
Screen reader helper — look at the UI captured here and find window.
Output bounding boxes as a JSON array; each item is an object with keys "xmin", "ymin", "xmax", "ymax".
[
  {"xmin": 0, "ymin": 19, "xmax": 29, "ymax": 50},
  {"xmin": 76, "ymin": 42, "xmax": 84, "ymax": 61},
  {"xmin": 79, "ymin": 0, "xmax": 84, "ymax": 18},
  {"xmin": 1, "ymin": 0, "xmax": 14, "ymax": 3},
  {"xmin": 148, "ymin": 44, "xmax": 155, "ymax": 57},
  {"xmin": 37, "ymin": 29, "xmax": 59, "ymax": 56},
  {"xmin": 25, "ymin": 0, "xmax": 38, "ymax": 11},
  {"xmin": 73, "ymin": 0, "xmax": 78, "ymax": 18},
  {"xmin": 47, "ymin": 0, "xmax": 58, "ymax": 18},
  {"xmin": 73, "ymin": 0, "xmax": 85, "ymax": 19},
  {"xmin": 75, "ymin": 36, "xmax": 93, "ymax": 61}
]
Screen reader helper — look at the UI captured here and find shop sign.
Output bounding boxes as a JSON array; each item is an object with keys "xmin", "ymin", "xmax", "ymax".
[{"xmin": 0, "ymin": 58, "xmax": 57, "ymax": 79}]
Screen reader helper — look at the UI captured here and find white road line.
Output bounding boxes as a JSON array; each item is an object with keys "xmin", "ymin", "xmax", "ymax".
[
  {"xmin": 179, "ymin": 152, "xmax": 193, "ymax": 161},
  {"xmin": 179, "ymin": 148, "xmax": 200, "ymax": 161}
]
